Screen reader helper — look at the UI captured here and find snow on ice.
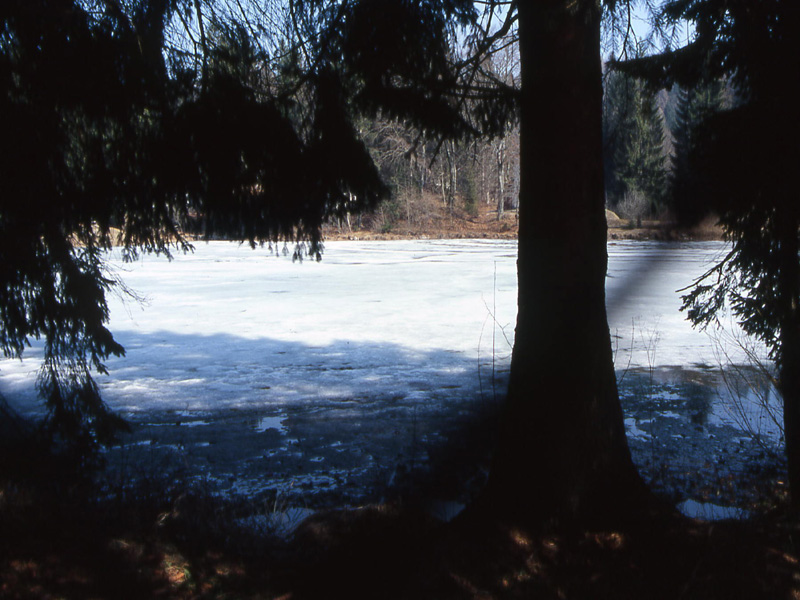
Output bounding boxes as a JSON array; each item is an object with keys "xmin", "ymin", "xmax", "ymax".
[{"xmin": 0, "ymin": 239, "xmax": 778, "ymax": 518}]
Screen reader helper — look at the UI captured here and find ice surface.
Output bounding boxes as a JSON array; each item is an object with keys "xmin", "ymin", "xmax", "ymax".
[
  {"xmin": 0, "ymin": 239, "xmax": 747, "ymax": 418},
  {"xmin": 0, "ymin": 239, "xmax": 776, "ymax": 510},
  {"xmin": 606, "ymin": 240, "xmax": 746, "ymax": 369}
]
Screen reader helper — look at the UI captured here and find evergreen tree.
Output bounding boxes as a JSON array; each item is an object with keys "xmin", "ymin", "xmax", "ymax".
[
  {"xmin": 627, "ymin": 85, "xmax": 668, "ymax": 215},
  {"xmin": 297, "ymin": 0, "xmax": 650, "ymax": 524},
  {"xmin": 622, "ymin": 0, "xmax": 800, "ymax": 506},
  {"xmin": 670, "ymin": 80, "xmax": 723, "ymax": 223},
  {"xmin": 603, "ymin": 68, "xmax": 637, "ymax": 207},
  {"xmin": 482, "ymin": 1, "xmax": 648, "ymax": 523},
  {"xmin": 604, "ymin": 70, "xmax": 668, "ymax": 219},
  {"xmin": 0, "ymin": 0, "xmax": 387, "ymax": 449}
]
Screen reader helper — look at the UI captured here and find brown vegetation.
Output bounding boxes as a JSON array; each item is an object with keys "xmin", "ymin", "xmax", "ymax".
[
  {"xmin": 323, "ymin": 194, "xmax": 519, "ymax": 241},
  {"xmin": 323, "ymin": 202, "xmax": 723, "ymax": 242},
  {"xmin": 2, "ymin": 482, "xmax": 798, "ymax": 599}
]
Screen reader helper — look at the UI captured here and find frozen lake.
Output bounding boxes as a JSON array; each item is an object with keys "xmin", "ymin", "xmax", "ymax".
[{"xmin": 0, "ymin": 239, "xmax": 782, "ymax": 512}]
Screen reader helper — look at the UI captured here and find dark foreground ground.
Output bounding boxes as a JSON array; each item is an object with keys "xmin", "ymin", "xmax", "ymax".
[
  {"xmin": 1, "ymin": 362, "xmax": 792, "ymax": 599},
  {"xmin": 0, "ymin": 404, "xmax": 797, "ymax": 600},
  {"xmin": 2, "ymin": 477, "xmax": 799, "ymax": 600}
]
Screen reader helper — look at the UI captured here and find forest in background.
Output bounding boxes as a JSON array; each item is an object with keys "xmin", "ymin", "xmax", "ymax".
[
  {"xmin": 316, "ymin": 68, "xmax": 734, "ymax": 238},
  {"xmin": 165, "ymin": 14, "xmax": 732, "ymax": 240}
]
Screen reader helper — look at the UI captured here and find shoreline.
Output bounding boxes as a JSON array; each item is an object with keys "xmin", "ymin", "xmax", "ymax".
[
  {"xmin": 321, "ymin": 224, "xmax": 724, "ymax": 243},
  {"xmin": 321, "ymin": 210, "xmax": 724, "ymax": 243}
]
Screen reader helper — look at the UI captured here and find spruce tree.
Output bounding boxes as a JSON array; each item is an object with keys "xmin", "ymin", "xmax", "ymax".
[
  {"xmin": 603, "ymin": 69, "xmax": 637, "ymax": 208},
  {"xmin": 670, "ymin": 81, "xmax": 723, "ymax": 223},
  {"xmin": 604, "ymin": 62, "xmax": 669, "ymax": 220},
  {"xmin": 0, "ymin": 0, "xmax": 387, "ymax": 448},
  {"xmin": 613, "ymin": 78, "xmax": 668, "ymax": 219},
  {"xmin": 623, "ymin": 0, "xmax": 800, "ymax": 507}
]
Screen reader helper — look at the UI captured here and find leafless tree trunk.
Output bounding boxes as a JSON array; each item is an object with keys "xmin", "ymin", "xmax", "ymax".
[{"xmin": 496, "ymin": 138, "xmax": 506, "ymax": 221}]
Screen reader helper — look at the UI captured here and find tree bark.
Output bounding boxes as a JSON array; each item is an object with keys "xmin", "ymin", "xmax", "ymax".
[
  {"xmin": 496, "ymin": 138, "xmax": 506, "ymax": 221},
  {"xmin": 482, "ymin": 0, "xmax": 646, "ymax": 524},
  {"xmin": 777, "ymin": 207, "xmax": 800, "ymax": 509}
]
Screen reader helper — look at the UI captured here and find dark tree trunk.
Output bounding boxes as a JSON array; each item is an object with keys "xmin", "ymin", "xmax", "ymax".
[
  {"xmin": 777, "ymin": 207, "xmax": 800, "ymax": 509},
  {"xmin": 482, "ymin": 0, "xmax": 646, "ymax": 524}
]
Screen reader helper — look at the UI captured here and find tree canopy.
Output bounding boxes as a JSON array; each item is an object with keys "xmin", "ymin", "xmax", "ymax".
[
  {"xmin": 620, "ymin": 0, "xmax": 800, "ymax": 504},
  {"xmin": 0, "ymin": 0, "xmax": 387, "ymax": 447}
]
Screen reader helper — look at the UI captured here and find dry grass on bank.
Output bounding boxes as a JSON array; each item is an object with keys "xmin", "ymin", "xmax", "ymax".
[
  {"xmin": 324, "ymin": 196, "xmax": 519, "ymax": 242},
  {"xmin": 323, "ymin": 202, "xmax": 724, "ymax": 243}
]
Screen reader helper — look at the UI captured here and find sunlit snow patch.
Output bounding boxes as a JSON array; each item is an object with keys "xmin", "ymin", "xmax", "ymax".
[
  {"xmin": 678, "ymin": 498, "xmax": 750, "ymax": 521},
  {"xmin": 625, "ymin": 417, "xmax": 651, "ymax": 441},
  {"xmin": 254, "ymin": 415, "xmax": 287, "ymax": 434}
]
